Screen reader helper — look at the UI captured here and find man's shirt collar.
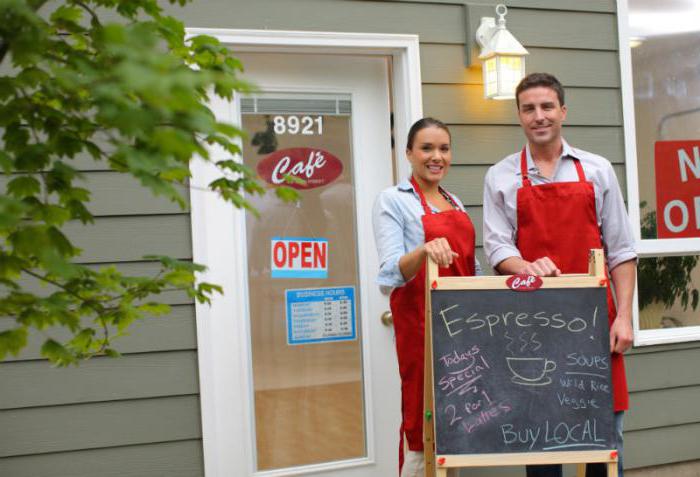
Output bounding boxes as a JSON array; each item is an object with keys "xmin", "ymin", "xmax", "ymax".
[{"xmin": 518, "ymin": 138, "xmax": 580, "ymax": 175}]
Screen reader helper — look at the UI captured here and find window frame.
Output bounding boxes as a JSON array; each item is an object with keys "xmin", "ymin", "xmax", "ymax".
[{"xmin": 617, "ymin": 0, "xmax": 700, "ymax": 346}]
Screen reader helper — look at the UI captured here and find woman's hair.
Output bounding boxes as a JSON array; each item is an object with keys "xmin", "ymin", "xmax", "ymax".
[{"xmin": 406, "ymin": 117, "xmax": 451, "ymax": 149}]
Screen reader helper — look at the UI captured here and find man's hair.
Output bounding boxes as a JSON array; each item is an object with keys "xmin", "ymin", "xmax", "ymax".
[{"xmin": 515, "ymin": 73, "xmax": 565, "ymax": 109}]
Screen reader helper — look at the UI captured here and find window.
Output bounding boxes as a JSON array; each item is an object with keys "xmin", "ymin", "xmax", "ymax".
[{"xmin": 618, "ymin": 0, "xmax": 700, "ymax": 345}]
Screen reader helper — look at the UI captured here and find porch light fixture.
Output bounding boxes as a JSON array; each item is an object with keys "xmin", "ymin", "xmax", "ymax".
[{"xmin": 475, "ymin": 4, "xmax": 529, "ymax": 100}]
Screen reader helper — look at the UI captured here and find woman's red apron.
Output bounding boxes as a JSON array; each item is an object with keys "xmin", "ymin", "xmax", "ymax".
[
  {"xmin": 515, "ymin": 148, "xmax": 628, "ymax": 412},
  {"xmin": 390, "ymin": 176, "xmax": 476, "ymax": 472}
]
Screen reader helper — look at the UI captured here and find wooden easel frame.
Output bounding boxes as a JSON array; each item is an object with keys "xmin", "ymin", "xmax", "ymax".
[{"xmin": 423, "ymin": 249, "xmax": 618, "ymax": 477}]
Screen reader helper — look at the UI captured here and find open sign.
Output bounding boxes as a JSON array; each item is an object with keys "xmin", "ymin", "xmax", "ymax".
[
  {"xmin": 655, "ymin": 141, "xmax": 700, "ymax": 238},
  {"xmin": 271, "ymin": 237, "xmax": 329, "ymax": 279}
]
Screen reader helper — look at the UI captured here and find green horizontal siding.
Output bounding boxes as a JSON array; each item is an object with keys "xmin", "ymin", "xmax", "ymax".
[
  {"xmin": 372, "ymin": 0, "xmax": 616, "ymax": 13},
  {"xmin": 0, "ymin": 440, "xmax": 204, "ymax": 477},
  {"xmin": 505, "ymin": 9, "xmax": 617, "ymax": 50},
  {"xmin": 626, "ymin": 386, "xmax": 700, "ymax": 432},
  {"xmin": 80, "ymin": 172, "xmax": 189, "ymax": 215},
  {"xmin": 0, "ymin": 351, "xmax": 199, "ymax": 409},
  {"xmin": 626, "ymin": 346, "xmax": 700, "ymax": 392},
  {"xmin": 0, "ymin": 395, "xmax": 201, "ymax": 458},
  {"xmin": 421, "ymin": 44, "xmax": 621, "ymax": 88},
  {"xmin": 66, "ymin": 215, "xmax": 192, "ymax": 263},
  {"xmin": 626, "ymin": 422, "xmax": 700, "ymax": 469},
  {"xmin": 168, "ymin": 0, "xmax": 464, "ymax": 43},
  {"xmin": 465, "ymin": 206, "xmax": 484, "ymax": 247}
]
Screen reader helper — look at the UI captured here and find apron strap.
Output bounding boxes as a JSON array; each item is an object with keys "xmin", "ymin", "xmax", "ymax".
[
  {"xmin": 573, "ymin": 157, "xmax": 586, "ymax": 182},
  {"xmin": 440, "ymin": 189, "xmax": 463, "ymax": 211},
  {"xmin": 409, "ymin": 176, "xmax": 459, "ymax": 214},
  {"xmin": 410, "ymin": 175, "xmax": 433, "ymax": 215},
  {"xmin": 519, "ymin": 148, "xmax": 532, "ymax": 187}
]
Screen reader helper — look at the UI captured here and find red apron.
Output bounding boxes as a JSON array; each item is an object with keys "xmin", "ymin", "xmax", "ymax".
[
  {"xmin": 390, "ymin": 176, "xmax": 476, "ymax": 471},
  {"xmin": 515, "ymin": 148, "xmax": 628, "ymax": 411}
]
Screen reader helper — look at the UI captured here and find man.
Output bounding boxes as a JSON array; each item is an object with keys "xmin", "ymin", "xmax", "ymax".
[{"xmin": 483, "ymin": 73, "xmax": 637, "ymax": 477}]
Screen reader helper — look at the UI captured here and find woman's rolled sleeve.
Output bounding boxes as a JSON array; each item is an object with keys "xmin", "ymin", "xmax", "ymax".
[{"xmin": 373, "ymin": 190, "xmax": 408, "ymax": 288}]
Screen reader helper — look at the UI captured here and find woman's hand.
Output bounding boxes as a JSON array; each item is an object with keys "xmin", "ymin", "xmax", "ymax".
[{"xmin": 424, "ymin": 237, "xmax": 459, "ymax": 267}]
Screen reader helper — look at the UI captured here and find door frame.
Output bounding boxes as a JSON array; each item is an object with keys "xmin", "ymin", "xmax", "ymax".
[{"xmin": 187, "ymin": 29, "xmax": 423, "ymax": 477}]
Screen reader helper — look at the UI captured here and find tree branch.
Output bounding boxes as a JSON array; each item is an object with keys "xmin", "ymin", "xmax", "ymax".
[{"xmin": 74, "ymin": 1, "xmax": 102, "ymax": 28}]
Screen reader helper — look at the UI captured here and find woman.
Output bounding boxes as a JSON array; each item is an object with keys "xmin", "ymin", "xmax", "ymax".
[{"xmin": 372, "ymin": 118, "xmax": 478, "ymax": 476}]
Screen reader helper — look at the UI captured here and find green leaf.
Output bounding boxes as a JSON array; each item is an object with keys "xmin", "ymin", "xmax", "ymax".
[
  {"xmin": 0, "ymin": 150, "xmax": 13, "ymax": 173},
  {"xmin": 163, "ymin": 269, "xmax": 195, "ymax": 287},
  {"xmin": 0, "ymin": 196, "xmax": 28, "ymax": 228},
  {"xmin": 40, "ymin": 205, "xmax": 72, "ymax": 226},
  {"xmin": 50, "ymin": 5, "xmax": 83, "ymax": 24},
  {"xmin": 47, "ymin": 226, "xmax": 78, "ymax": 256},
  {"xmin": 4, "ymin": 123, "xmax": 30, "ymax": 153},
  {"xmin": 68, "ymin": 328, "xmax": 96, "ymax": 352},
  {"xmin": 103, "ymin": 348, "xmax": 121, "ymax": 358},
  {"xmin": 0, "ymin": 328, "xmax": 28, "ymax": 359},
  {"xmin": 0, "ymin": 253, "xmax": 25, "ymax": 279},
  {"xmin": 137, "ymin": 302, "xmax": 171, "ymax": 316},
  {"xmin": 40, "ymin": 249, "xmax": 80, "ymax": 278},
  {"xmin": 41, "ymin": 339, "xmax": 75, "ymax": 366},
  {"xmin": 275, "ymin": 186, "xmax": 301, "ymax": 203}
]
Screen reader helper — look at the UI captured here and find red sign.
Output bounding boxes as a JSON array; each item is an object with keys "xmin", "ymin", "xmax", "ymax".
[
  {"xmin": 655, "ymin": 141, "xmax": 700, "ymax": 238},
  {"xmin": 257, "ymin": 148, "xmax": 343, "ymax": 190},
  {"xmin": 506, "ymin": 274, "xmax": 543, "ymax": 292},
  {"xmin": 271, "ymin": 237, "xmax": 328, "ymax": 278}
]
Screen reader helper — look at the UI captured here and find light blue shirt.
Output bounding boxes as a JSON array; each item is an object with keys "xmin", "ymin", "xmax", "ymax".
[
  {"xmin": 373, "ymin": 178, "xmax": 482, "ymax": 289},
  {"xmin": 483, "ymin": 140, "xmax": 637, "ymax": 270}
]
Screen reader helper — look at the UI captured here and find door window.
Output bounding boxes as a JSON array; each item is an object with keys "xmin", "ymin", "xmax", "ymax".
[{"xmin": 241, "ymin": 94, "xmax": 367, "ymax": 471}]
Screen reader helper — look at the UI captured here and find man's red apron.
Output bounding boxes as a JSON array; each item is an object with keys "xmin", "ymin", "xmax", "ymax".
[
  {"xmin": 515, "ymin": 148, "xmax": 628, "ymax": 412},
  {"xmin": 390, "ymin": 176, "xmax": 476, "ymax": 472}
]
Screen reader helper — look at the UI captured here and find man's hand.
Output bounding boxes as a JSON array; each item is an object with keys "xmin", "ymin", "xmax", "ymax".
[
  {"xmin": 519, "ymin": 257, "xmax": 561, "ymax": 277},
  {"xmin": 496, "ymin": 256, "xmax": 561, "ymax": 276},
  {"xmin": 610, "ymin": 312, "xmax": 634, "ymax": 354},
  {"xmin": 424, "ymin": 238, "xmax": 459, "ymax": 268}
]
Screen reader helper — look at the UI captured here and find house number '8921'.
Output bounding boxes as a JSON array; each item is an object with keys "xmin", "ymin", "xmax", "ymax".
[{"xmin": 273, "ymin": 115, "xmax": 323, "ymax": 135}]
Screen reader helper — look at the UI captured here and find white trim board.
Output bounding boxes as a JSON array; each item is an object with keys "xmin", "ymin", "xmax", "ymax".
[{"xmin": 187, "ymin": 29, "xmax": 423, "ymax": 477}]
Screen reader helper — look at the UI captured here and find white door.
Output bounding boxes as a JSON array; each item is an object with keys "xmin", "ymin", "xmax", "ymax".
[{"xmin": 220, "ymin": 52, "xmax": 400, "ymax": 477}]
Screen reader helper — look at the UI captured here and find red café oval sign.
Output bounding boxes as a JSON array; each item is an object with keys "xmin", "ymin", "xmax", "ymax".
[
  {"xmin": 256, "ymin": 147, "xmax": 343, "ymax": 190},
  {"xmin": 506, "ymin": 274, "xmax": 543, "ymax": 292}
]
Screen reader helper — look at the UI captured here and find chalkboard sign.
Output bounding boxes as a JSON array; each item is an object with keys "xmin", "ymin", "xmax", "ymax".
[{"xmin": 430, "ymin": 286, "xmax": 614, "ymax": 456}]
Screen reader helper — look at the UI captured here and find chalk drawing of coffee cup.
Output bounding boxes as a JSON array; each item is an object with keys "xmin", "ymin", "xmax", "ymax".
[{"xmin": 506, "ymin": 357, "xmax": 557, "ymax": 386}]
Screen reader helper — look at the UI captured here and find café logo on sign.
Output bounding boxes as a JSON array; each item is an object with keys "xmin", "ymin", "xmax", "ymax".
[
  {"xmin": 655, "ymin": 141, "xmax": 700, "ymax": 238},
  {"xmin": 506, "ymin": 274, "xmax": 543, "ymax": 292},
  {"xmin": 257, "ymin": 148, "xmax": 343, "ymax": 190}
]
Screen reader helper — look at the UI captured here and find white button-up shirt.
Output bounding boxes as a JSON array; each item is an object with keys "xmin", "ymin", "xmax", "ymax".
[{"xmin": 483, "ymin": 139, "xmax": 637, "ymax": 270}]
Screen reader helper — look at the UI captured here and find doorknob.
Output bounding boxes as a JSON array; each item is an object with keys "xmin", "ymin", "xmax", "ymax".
[{"xmin": 381, "ymin": 310, "xmax": 393, "ymax": 326}]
